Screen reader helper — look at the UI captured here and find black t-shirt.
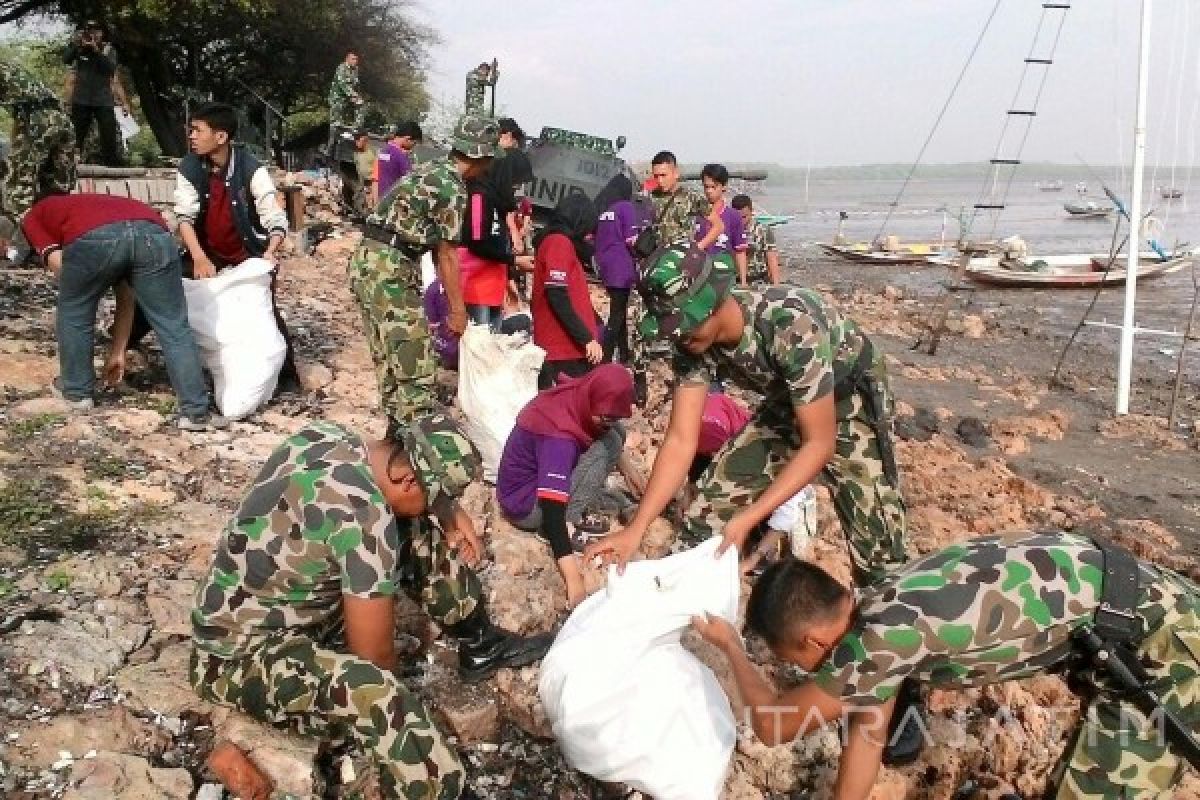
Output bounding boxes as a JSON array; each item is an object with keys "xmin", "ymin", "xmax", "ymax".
[{"xmin": 65, "ymin": 41, "xmax": 117, "ymax": 107}]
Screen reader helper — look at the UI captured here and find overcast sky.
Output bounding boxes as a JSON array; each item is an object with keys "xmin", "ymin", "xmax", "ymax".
[{"xmin": 412, "ymin": 0, "xmax": 1200, "ymax": 168}]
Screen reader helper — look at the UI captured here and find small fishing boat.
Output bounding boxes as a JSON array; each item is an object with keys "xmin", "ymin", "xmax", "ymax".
[
  {"xmin": 819, "ymin": 240, "xmax": 951, "ymax": 265},
  {"xmin": 949, "ymin": 251, "xmax": 1191, "ymax": 288},
  {"xmin": 1036, "ymin": 180, "xmax": 1063, "ymax": 191},
  {"xmin": 1063, "ymin": 201, "xmax": 1114, "ymax": 218},
  {"xmin": 1159, "ymin": 187, "xmax": 1184, "ymax": 199},
  {"xmin": 754, "ymin": 213, "xmax": 795, "ymax": 227}
]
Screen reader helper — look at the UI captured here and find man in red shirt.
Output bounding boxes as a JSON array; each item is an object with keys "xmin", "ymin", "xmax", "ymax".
[
  {"xmin": 531, "ymin": 193, "xmax": 603, "ymax": 389},
  {"xmin": 21, "ymin": 193, "xmax": 222, "ymax": 430}
]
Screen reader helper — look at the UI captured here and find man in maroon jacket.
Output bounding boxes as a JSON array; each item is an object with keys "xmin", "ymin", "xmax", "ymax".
[{"xmin": 22, "ymin": 193, "xmax": 224, "ymax": 430}]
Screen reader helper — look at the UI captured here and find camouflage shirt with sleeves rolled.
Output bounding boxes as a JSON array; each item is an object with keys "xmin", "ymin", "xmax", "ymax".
[
  {"xmin": 192, "ymin": 422, "xmax": 403, "ymax": 658},
  {"xmin": 671, "ymin": 286, "xmax": 868, "ymax": 407},
  {"xmin": 367, "ymin": 158, "xmax": 466, "ymax": 248},
  {"xmin": 812, "ymin": 530, "xmax": 1196, "ymax": 704},
  {"xmin": 746, "ymin": 219, "xmax": 778, "ymax": 283},
  {"xmin": 650, "ymin": 187, "xmax": 712, "ymax": 248}
]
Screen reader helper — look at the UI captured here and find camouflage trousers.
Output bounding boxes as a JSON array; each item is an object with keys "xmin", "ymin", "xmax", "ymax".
[
  {"xmin": 349, "ymin": 242, "xmax": 436, "ymax": 427},
  {"xmin": 1052, "ymin": 577, "xmax": 1200, "ymax": 800},
  {"xmin": 329, "ymin": 101, "xmax": 365, "ymax": 132},
  {"xmin": 189, "ymin": 518, "xmax": 480, "ymax": 800},
  {"xmin": 3, "ymin": 108, "xmax": 77, "ymax": 219},
  {"xmin": 680, "ymin": 359, "xmax": 908, "ymax": 586}
]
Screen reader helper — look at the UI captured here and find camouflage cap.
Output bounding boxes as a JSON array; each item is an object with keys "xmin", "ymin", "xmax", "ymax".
[
  {"xmin": 402, "ymin": 413, "xmax": 481, "ymax": 504},
  {"xmin": 450, "ymin": 114, "xmax": 499, "ymax": 159},
  {"xmin": 637, "ymin": 242, "xmax": 735, "ymax": 341}
]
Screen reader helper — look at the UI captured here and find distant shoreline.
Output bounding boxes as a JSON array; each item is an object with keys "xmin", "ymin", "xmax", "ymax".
[{"xmin": 657, "ymin": 162, "xmax": 1200, "ymax": 185}]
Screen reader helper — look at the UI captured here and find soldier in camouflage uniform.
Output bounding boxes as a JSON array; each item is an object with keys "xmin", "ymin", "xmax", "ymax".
[
  {"xmin": 646, "ymin": 150, "xmax": 724, "ymax": 250},
  {"xmin": 464, "ymin": 61, "xmax": 495, "ymax": 116},
  {"xmin": 328, "ymin": 51, "xmax": 365, "ymax": 132},
  {"xmin": 348, "ymin": 115, "xmax": 498, "ymax": 429},
  {"xmin": 694, "ymin": 530, "xmax": 1200, "ymax": 800},
  {"xmin": 733, "ymin": 194, "xmax": 780, "ymax": 286},
  {"xmin": 0, "ymin": 58, "xmax": 76, "ymax": 222},
  {"xmin": 190, "ymin": 416, "xmax": 552, "ymax": 800},
  {"xmin": 586, "ymin": 244, "xmax": 906, "ymax": 587}
]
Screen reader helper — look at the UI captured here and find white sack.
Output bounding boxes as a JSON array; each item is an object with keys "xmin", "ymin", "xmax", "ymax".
[
  {"xmin": 539, "ymin": 539, "xmax": 739, "ymax": 800},
  {"xmin": 182, "ymin": 258, "xmax": 286, "ymax": 419},
  {"xmin": 456, "ymin": 323, "xmax": 543, "ymax": 481},
  {"xmin": 117, "ymin": 108, "xmax": 140, "ymax": 142}
]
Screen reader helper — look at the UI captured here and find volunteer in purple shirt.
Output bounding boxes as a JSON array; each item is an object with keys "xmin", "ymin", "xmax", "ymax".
[
  {"xmin": 376, "ymin": 121, "xmax": 421, "ymax": 198},
  {"xmin": 694, "ymin": 163, "xmax": 749, "ymax": 284},
  {"xmin": 496, "ymin": 365, "xmax": 634, "ymax": 607},
  {"xmin": 592, "ymin": 174, "xmax": 639, "ymax": 364},
  {"xmin": 422, "ymin": 278, "xmax": 458, "ymax": 369}
]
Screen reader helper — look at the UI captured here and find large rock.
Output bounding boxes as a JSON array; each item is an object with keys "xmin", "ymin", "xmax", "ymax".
[
  {"xmin": 114, "ymin": 642, "xmax": 216, "ymax": 717},
  {"xmin": 146, "ymin": 578, "xmax": 197, "ymax": 636},
  {"xmin": 5, "ymin": 707, "xmax": 170, "ymax": 769},
  {"xmin": 296, "ymin": 360, "xmax": 334, "ymax": 390},
  {"xmin": 1, "ymin": 613, "xmax": 150, "ymax": 685},
  {"xmin": 0, "ymin": 352, "xmax": 57, "ymax": 391},
  {"xmin": 104, "ymin": 408, "xmax": 165, "ymax": 436},
  {"xmin": 493, "ymin": 665, "xmax": 553, "ymax": 739},
  {"xmin": 65, "ymin": 751, "xmax": 193, "ymax": 800},
  {"xmin": 215, "ymin": 714, "xmax": 319, "ymax": 799},
  {"xmin": 426, "ymin": 664, "xmax": 501, "ymax": 743}
]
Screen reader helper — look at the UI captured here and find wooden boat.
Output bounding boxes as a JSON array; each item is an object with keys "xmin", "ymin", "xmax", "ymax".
[
  {"xmin": 1036, "ymin": 180, "xmax": 1063, "ymax": 191},
  {"xmin": 818, "ymin": 240, "xmax": 951, "ymax": 265},
  {"xmin": 1063, "ymin": 201, "xmax": 1114, "ymax": 218},
  {"xmin": 754, "ymin": 213, "xmax": 795, "ymax": 227},
  {"xmin": 1159, "ymin": 187, "xmax": 1184, "ymax": 199},
  {"xmin": 955, "ymin": 251, "xmax": 1190, "ymax": 288}
]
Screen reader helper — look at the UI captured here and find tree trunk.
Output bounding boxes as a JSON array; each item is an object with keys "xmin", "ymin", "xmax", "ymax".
[{"xmin": 124, "ymin": 54, "xmax": 185, "ymax": 157}]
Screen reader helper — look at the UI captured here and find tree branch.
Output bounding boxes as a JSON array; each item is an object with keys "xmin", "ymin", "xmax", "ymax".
[{"xmin": 0, "ymin": 0, "xmax": 56, "ymax": 25}]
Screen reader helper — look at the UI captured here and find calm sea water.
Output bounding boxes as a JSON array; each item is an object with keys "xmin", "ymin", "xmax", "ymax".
[{"xmin": 747, "ymin": 177, "xmax": 1200, "ymax": 384}]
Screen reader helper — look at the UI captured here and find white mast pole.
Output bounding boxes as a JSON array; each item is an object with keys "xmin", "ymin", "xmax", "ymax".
[{"xmin": 1116, "ymin": 0, "xmax": 1153, "ymax": 415}]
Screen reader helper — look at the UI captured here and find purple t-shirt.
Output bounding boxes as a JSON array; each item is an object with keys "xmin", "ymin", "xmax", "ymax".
[
  {"xmin": 376, "ymin": 142, "xmax": 412, "ymax": 197},
  {"xmin": 694, "ymin": 204, "xmax": 748, "ymax": 255},
  {"xmin": 594, "ymin": 200, "xmax": 638, "ymax": 289},
  {"xmin": 496, "ymin": 425, "xmax": 583, "ymax": 519},
  {"xmin": 423, "ymin": 279, "xmax": 458, "ymax": 369}
]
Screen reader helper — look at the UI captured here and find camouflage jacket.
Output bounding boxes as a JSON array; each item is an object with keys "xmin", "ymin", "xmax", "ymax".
[
  {"xmin": 813, "ymin": 530, "xmax": 1200, "ymax": 704},
  {"xmin": 328, "ymin": 62, "xmax": 359, "ymax": 107},
  {"xmin": 464, "ymin": 69, "xmax": 488, "ymax": 115},
  {"xmin": 650, "ymin": 187, "xmax": 711, "ymax": 248},
  {"xmin": 366, "ymin": 158, "xmax": 466, "ymax": 249},
  {"xmin": 672, "ymin": 286, "xmax": 868, "ymax": 408},
  {"xmin": 0, "ymin": 59, "xmax": 58, "ymax": 108},
  {"xmin": 746, "ymin": 219, "xmax": 778, "ymax": 283},
  {"xmin": 192, "ymin": 422, "xmax": 408, "ymax": 657}
]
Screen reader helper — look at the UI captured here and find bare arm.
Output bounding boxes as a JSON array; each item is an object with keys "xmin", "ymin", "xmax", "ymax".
[
  {"xmin": 743, "ymin": 395, "xmax": 835, "ymax": 529},
  {"xmin": 343, "ymin": 595, "xmax": 397, "ymax": 671},
  {"xmin": 766, "ymin": 248, "xmax": 781, "ymax": 285},
  {"xmin": 434, "ymin": 240, "xmax": 467, "ymax": 334},
  {"xmin": 178, "ymin": 221, "xmax": 216, "ymax": 278},
  {"xmin": 695, "ymin": 207, "xmax": 724, "ymax": 251},
  {"xmin": 833, "ymin": 699, "xmax": 895, "ymax": 800}
]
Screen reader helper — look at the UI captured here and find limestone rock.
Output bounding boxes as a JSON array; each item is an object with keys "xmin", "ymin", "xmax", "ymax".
[
  {"xmin": 65, "ymin": 751, "xmax": 193, "ymax": 800},
  {"xmin": 6, "ymin": 707, "xmax": 170, "ymax": 769},
  {"xmin": 215, "ymin": 713, "xmax": 320, "ymax": 799},
  {"xmin": 11, "ymin": 395, "xmax": 71, "ymax": 417},
  {"xmin": 493, "ymin": 665, "xmax": 552, "ymax": 739},
  {"xmin": 426, "ymin": 665, "xmax": 501, "ymax": 743},
  {"xmin": 146, "ymin": 578, "xmax": 197, "ymax": 636},
  {"xmin": 114, "ymin": 642, "xmax": 216, "ymax": 717},
  {"xmin": 1, "ymin": 613, "xmax": 149, "ymax": 685},
  {"xmin": 105, "ymin": 408, "xmax": 164, "ymax": 436},
  {"xmin": 0, "ymin": 352, "xmax": 57, "ymax": 391},
  {"xmin": 296, "ymin": 360, "xmax": 334, "ymax": 390}
]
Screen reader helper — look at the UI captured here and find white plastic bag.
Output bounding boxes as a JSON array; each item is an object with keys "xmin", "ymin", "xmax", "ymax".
[
  {"xmin": 539, "ymin": 539, "xmax": 739, "ymax": 800},
  {"xmin": 116, "ymin": 108, "xmax": 140, "ymax": 142},
  {"xmin": 182, "ymin": 258, "xmax": 285, "ymax": 419},
  {"xmin": 456, "ymin": 323, "xmax": 543, "ymax": 481}
]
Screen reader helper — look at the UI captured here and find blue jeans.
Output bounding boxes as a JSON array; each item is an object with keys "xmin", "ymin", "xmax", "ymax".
[{"xmin": 57, "ymin": 221, "xmax": 210, "ymax": 416}]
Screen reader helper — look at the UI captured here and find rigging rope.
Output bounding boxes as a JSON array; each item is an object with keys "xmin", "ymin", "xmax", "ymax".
[{"xmin": 872, "ymin": 0, "xmax": 1002, "ymax": 242}]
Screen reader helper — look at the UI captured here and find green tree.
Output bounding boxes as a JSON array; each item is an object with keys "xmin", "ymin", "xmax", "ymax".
[{"xmin": 0, "ymin": 0, "xmax": 435, "ymax": 160}]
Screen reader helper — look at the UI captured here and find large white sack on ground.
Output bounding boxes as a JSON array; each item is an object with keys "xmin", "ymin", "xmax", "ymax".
[
  {"xmin": 457, "ymin": 323, "xmax": 543, "ymax": 482},
  {"xmin": 182, "ymin": 258, "xmax": 285, "ymax": 419},
  {"xmin": 539, "ymin": 539, "xmax": 739, "ymax": 800}
]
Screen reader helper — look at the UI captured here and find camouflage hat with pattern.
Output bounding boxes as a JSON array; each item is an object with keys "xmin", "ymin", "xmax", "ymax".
[
  {"xmin": 450, "ymin": 114, "xmax": 499, "ymax": 159},
  {"xmin": 402, "ymin": 413, "xmax": 481, "ymax": 504},
  {"xmin": 637, "ymin": 242, "xmax": 736, "ymax": 341}
]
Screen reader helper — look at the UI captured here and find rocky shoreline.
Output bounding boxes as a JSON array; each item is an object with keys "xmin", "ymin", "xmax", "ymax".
[{"xmin": 0, "ymin": 230, "xmax": 1197, "ymax": 799}]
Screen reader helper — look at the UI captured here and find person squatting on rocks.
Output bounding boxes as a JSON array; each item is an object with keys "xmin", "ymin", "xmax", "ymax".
[
  {"xmin": 586, "ymin": 243, "xmax": 907, "ymax": 589},
  {"xmin": 531, "ymin": 193, "xmax": 603, "ymax": 389},
  {"xmin": 124, "ymin": 102, "xmax": 303, "ymax": 391},
  {"xmin": 592, "ymin": 173, "xmax": 640, "ymax": 364},
  {"xmin": 0, "ymin": 58, "xmax": 76, "ymax": 224},
  {"xmin": 458, "ymin": 147, "xmax": 534, "ymax": 329},
  {"xmin": 497, "ymin": 365, "xmax": 636, "ymax": 607},
  {"xmin": 695, "ymin": 163, "xmax": 749, "ymax": 285},
  {"xmin": 693, "ymin": 530, "xmax": 1200, "ymax": 800},
  {"xmin": 21, "ymin": 193, "xmax": 221, "ymax": 430},
  {"xmin": 190, "ymin": 417, "xmax": 553, "ymax": 800},
  {"xmin": 350, "ymin": 114, "xmax": 497, "ymax": 430},
  {"xmin": 733, "ymin": 193, "xmax": 781, "ymax": 286},
  {"xmin": 63, "ymin": 19, "xmax": 128, "ymax": 168}
]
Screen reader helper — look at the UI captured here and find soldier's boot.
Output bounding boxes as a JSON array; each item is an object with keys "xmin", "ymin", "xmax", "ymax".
[
  {"xmin": 882, "ymin": 677, "xmax": 927, "ymax": 767},
  {"xmin": 447, "ymin": 601, "xmax": 555, "ymax": 684}
]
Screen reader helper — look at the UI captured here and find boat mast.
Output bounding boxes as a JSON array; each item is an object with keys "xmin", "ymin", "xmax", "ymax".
[{"xmin": 1116, "ymin": 0, "xmax": 1153, "ymax": 415}]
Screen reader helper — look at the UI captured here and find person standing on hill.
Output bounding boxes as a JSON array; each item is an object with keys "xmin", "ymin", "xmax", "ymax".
[
  {"xmin": 63, "ymin": 20, "xmax": 127, "ymax": 167},
  {"xmin": 464, "ymin": 61, "xmax": 496, "ymax": 116},
  {"xmin": 327, "ymin": 51, "xmax": 364, "ymax": 149}
]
